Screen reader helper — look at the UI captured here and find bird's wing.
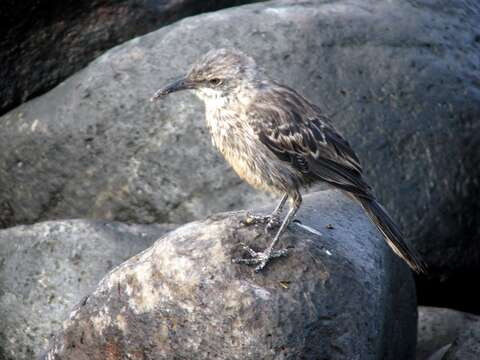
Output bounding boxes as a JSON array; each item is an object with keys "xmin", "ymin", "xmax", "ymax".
[{"xmin": 249, "ymin": 85, "xmax": 372, "ymax": 197}]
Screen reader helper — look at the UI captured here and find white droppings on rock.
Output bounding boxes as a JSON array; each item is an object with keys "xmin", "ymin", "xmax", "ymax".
[
  {"xmin": 251, "ymin": 286, "xmax": 271, "ymax": 301},
  {"xmin": 18, "ymin": 122, "xmax": 29, "ymax": 133},
  {"xmin": 126, "ymin": 261, "xmax": 161, "ymax": 315},
  {"xmin": 31, "ymin": 119, "xmax": 39, "ymax": 131},
  {"xmin": 235, "ymin": 281, "xmax": 272, "ymax": 302},
  {"xmin": 116, "ymin": 313, "xmax": 128, "ymax": 334},
  {"xmin": 294, "ymin": 222, "xmax": 323, "ymax": 237},
  {"xmin": 91, "ymin": 306, "xmax": 111, "ymax": 335}
]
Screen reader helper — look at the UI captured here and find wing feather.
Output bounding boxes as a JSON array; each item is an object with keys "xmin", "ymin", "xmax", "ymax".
[{"xmin": 250, "ymin": 84, "xmax": 371, "ymax": 197}]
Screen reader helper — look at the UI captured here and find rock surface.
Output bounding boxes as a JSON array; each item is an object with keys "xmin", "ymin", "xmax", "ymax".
[
  {"xmin": 1, "ymin": 0, "xmax": 479, "ymax": 281},
  {"xmin": 443, "ymin": 323, "xmax": 480, "ymax": 360},
  {"xmin": 42, "ymin": 191, "xmax": 417, "ymax": 360},
  {"xmin": 417, "ymin": 306, "xmax": 480, "ymax": 360},
  {"xmin": 0, "ymin": 220, "xmax": 175, "ymax": 360},
  {"xmin": 426, "ymin": 345, "xmax": 451, "ymax": 360},
  {"xmin": 0, "ymin": 0, "xmax": 259, "ymax": 115}
]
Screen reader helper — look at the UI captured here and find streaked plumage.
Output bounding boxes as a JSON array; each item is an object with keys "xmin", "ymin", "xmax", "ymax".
[{"xmin": 152, "ymin": 48, "xmax": 427, "ymax": 273}]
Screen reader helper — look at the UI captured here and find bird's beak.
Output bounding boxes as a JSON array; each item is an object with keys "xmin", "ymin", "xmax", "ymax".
[{"xmin": 150, "ymin": 76, "xmax": 194, "ymax": 101}]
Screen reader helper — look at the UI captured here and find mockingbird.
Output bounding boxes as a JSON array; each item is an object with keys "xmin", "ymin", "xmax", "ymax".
[{"xmin": 152, "ymin": 48, "xmax": 426, "ymax": 273}]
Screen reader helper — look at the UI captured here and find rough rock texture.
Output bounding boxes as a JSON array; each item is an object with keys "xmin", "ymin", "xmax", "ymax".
[
  {"xmin": 443, "ymin": 323, "xmax": 480, "ymax": 360},
  {"xmin": 417, "ymin": 306, "xmax": 480, "ymax": 360},
  {"xmin": 426, "ymin": 345, "xmax": 451, "ymax": 360},
  {"xmin": 0, "ymin": 220, "xmax": 175, "ymax": 360},
  {"xmin": 1, "ymin": 0, "xmax": 479, "ymax": 282},
  {"xmin": 42, "ymin": 191, "xmax": 417, "ymax": 360},
  {"xmin": 0, "ymin": 0, "xmax": 259, "ymax": 115}
]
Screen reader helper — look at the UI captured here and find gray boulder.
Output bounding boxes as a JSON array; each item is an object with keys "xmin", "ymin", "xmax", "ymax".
[
  {"xmin": 42, "ymin": 191, "xmax": 417, "ymax": 360},
  {"xmin": 417, "ymin": 306, "xmax": 480, "ymax": 360},
  {"xmin": 1, "ymin": 0, "xmax": 479, "ymax": 282},
  {"xmin": 0, "ymin": 0, "xmax": 259, "ymax": 115},
  {"xmin": 0, "ymin": 220, "xmax": 175, "ymax": 360},
  {"xmin": 443, "ymin": 323, "xmax": 480, "ymax": 360},
  {"xmin": 426, "ymin": 345, "xmax": 451, "ymax": 360}
]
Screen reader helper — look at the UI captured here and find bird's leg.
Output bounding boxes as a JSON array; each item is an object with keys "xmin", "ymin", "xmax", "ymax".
[
  {"xmin": 234, "ymin": 192, "xmax": 302, "ymax": 271},
  {"xmin": 266, "ymin": 193, "xmax": 288, "ymax": 231},
  {"xmin": 243, "ymin": 193, "xmax": 288, "ymax": 227}
]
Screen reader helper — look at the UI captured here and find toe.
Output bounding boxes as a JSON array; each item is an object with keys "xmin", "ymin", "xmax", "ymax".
[
  {"xmin": 233, "ymin": 247, "xmax": 289, "ymax": 271},
  {"xmin": 254, "ymin": 259, "xmax": 270, "ymax": 272},
  {"xmin": 243, "ymin": 213, "xmax": 270, "ymax": 226},
  {"xmin": 270, "ymin": 249, "xmax": 289, "ymax": 258},
  {"xmin": 232, "ymin": 257, "xmax": 260, "ymax": 265},
  {"xmin": 241, "ymin": 246, "xmax": 259, "ymax": 258},
  {"xmin": 265, "ymin": 217, "xmax": 282, "ymax": 233}
]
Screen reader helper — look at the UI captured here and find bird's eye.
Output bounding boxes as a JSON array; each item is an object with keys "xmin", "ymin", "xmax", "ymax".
[{"xmin": 209, "ymin": 78, "xmax": 222, "ymax": 86}]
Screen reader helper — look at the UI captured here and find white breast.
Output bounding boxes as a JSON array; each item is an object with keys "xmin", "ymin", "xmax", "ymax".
[{"xmin": 194, "ymin": 86, "xmax": 292, "ymax": 193}]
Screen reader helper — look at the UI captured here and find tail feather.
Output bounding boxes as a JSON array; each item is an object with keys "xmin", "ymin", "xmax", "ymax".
[{"xmin": 356, "ymin": 196, "xmax": 427, "ymax": 274}]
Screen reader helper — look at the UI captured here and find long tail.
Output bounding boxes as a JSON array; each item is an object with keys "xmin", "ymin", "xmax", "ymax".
[{"xmin": 356, "ymin": 196, "xmax": 427, "ymax": 274}]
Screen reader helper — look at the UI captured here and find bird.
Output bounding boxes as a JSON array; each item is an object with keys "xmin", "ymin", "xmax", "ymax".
[{"xmin": 151, "ymin": 48, "xmax": 427, "ymax": 273}]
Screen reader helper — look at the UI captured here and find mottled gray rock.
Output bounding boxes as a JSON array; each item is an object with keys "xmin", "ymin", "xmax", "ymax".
[
  {"xmin": 0, "ymin": 220, "xmax": 175, "ymax": 360},
  {"xmin": 417, "ymin": 306, "xmax": 480, "ymax": 360},
  {"xmin": 426, "ymin": 345, "xmax": 451, "ymax": 360},
  {"xmin": 1, "ymin": 0, "xmax": 479, "ymax": 281},
  {"xmin": 443, "ymin": 323, "xmax": 480, "ymax": 360},
  {"xmin": 0, "ymin": 0, "xmax": 259, "ymax": 115},
  {"xmin": 42, "ymin": 191, "xmax": 417, "ymax": 360}
]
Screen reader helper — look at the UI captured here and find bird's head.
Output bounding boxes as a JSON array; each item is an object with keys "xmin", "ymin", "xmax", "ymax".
[{"xmin": 151, "ymin": 48, "xmax": 259, "ymax": 103}]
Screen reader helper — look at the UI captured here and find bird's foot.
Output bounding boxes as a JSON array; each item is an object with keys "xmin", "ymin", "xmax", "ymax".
[
  {"xmin": 265, "ymin": 215, "xmax": 281, "ymax": 232},
  {"xmin": 233, "ymin": 246, "xmax": 289, "ymax": 272},
  {"xmin": 243, "ymin": 213, "xmax": 269, "ymax": 225},
  {"xmin": 243, "ymin": 213, "xmax": 281, "ymax": 232}
]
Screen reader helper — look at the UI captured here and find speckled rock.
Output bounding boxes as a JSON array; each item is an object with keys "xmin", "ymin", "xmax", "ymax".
[
  {"xmin": 0, "ymin": 0, "xmax": 259, "ymax": 115},
  {"xmin": 42, "ymin": 191, "xmax": 417, "ymax": 360},
  {"xmin": 0, "ymin": 0, "xmax": 479, "ymax": 284},
  {"xmin": 417, "ymin": 307, "xmax": 480, "ymax": 360},
  {"xmin": 0, "ymin": 220, "xmax": 175, "ymax": 360}
]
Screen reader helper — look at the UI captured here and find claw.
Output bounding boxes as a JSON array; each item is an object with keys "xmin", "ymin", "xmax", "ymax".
[
  {"xmin": 243, "ymin": 213, "xmax": 269, "ymax": 226},
  {"xmin": 243, "ymin": 213, "xmax": 281, "ymax": 234},
  {"xmin": 265, "ymin": 215, "xmax": 281, "ymax": 232},
  {"xmin": 233, "ymin": 246, "xmax": 289, "ymax": 271}
]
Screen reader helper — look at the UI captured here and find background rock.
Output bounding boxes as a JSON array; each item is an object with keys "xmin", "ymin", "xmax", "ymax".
[
  {"xmin": 0, "ymin": 219, "xmax": 175, "ymax": 360},
  {"xmin": 443, "ymin": 323, "xmax": 480, "ymax": 360},
  {"xmin": 417, "ymin": 306, "xmax": 480, "ymax": 359},
  {"xmin": 426, "ymin": 345, "xmax": 451, "ymax": 360},
  {"xmin": 0, "ymin": 0, "xmax": 260, "ymax": 116},
  {"xmin": 0, "ymin": 0, "xmax": 479, "ymax": 295},
  {"xmin": 43, "ymin": 190, "xmax": 417, "ymax": 360}
]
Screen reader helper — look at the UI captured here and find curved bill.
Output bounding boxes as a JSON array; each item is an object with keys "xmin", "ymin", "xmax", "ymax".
[{"xmin": 150, "ymin": 76, "xmax": 194, "ymax": 101}]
